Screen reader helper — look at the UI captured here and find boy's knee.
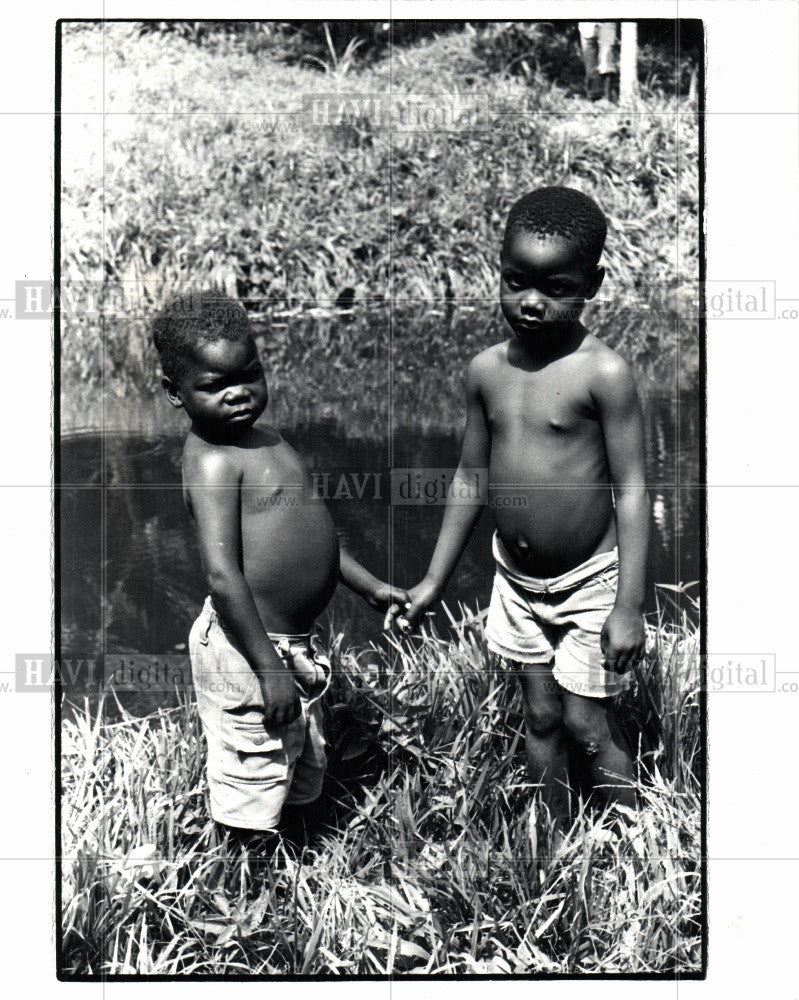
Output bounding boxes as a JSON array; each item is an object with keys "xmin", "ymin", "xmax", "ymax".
[
  {"xmin": 524, "ymin": 701, "xmax": 563, "ymax": 739},
  {"xmin": 563, "ymin": 698, "xmax": 611, "ymax": 754}
]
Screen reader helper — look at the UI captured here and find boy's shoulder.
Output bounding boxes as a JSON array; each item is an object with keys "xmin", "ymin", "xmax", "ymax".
[
  {"xmin": 182, "ymin": 423, "xmax": 292, "ymax": 485},
  {"xmin": 467, "ymin": 341, "xmax": 508, "ymax": 378},
  {"xmin": 579, "ymin": 334, "xmax": 635, "ymax": 388},
  {"xmin": 465, "ymin": 335, "xmax": 634, "ymax": 396},
  {"xmin": 182, "ymin": 431, "xmax": 241, "ymax": 486}
]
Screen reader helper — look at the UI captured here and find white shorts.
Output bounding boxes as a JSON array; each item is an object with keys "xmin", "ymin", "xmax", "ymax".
[
  {"xmin": 485, "ymin": 534, "xmax": 631, "ymax": 699},
  {"xmin": 189, "ymin": 597, "xmax": 330, "ymax": 830}
]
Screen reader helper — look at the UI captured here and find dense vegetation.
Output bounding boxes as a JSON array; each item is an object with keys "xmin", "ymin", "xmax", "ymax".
[
  {"xmin": 60, "ymin": 21, "xmax": 699, "ymax": 432},
  {"xmin": 62, "ymin": 603, "xmax": 701, "ymax": 975}
]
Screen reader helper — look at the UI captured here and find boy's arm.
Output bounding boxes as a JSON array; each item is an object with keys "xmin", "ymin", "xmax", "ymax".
[
  {"xmin": 593, "ymin": 354, "xmax": 649, "ymax": 673},
  {"xmin": 338, "ymin": 546, "xmax": 409, "ymax": 628},
  {"xmin": 400, "ymin": 357, "xmax": 491, "ymax": 627},
  {"xmin": 187, "ymin": 449, "xmax": 300, "ymax": 726}
]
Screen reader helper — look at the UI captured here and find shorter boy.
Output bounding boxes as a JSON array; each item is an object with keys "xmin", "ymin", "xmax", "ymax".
[
  {"xmin": 397, "ymin": 188, "xmax": 648, "ymax": 828},
  {"xmin": 153, "ymin": 292, "xmax": 405, "ymax": 836}
]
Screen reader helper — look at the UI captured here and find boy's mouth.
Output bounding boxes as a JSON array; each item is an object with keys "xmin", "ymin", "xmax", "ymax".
[{"xmin": 514, "ymin": 318, "xmax": 548, "ymax": 334}]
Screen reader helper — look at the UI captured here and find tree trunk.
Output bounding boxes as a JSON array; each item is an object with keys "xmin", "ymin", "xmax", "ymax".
[{"xmin": 620, "ymin": 21, "xmax": 639, "ymax": 102}]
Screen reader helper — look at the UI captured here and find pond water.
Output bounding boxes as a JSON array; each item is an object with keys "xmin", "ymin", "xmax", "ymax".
[{"xmin": 60, "ymin": 382, "xmax": 701, "ymax": 714}]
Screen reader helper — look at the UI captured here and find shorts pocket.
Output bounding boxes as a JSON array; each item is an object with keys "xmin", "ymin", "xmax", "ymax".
[
  {"xmin": 200, "ymin": 625, "xmax": 261, "ymax": 711},
  {"xmin": 219, "ymin": 720, "xmax": 287, "ymax": 783}
]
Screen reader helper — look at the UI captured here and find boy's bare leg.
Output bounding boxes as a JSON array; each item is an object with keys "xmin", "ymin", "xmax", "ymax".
[
  {"xmin": 515, "ymin": 660, "xmax": 571, "ymax": 826},
  {"xmin": 561, "ymin": 692, "xmax": 636, "ymax": 810}
]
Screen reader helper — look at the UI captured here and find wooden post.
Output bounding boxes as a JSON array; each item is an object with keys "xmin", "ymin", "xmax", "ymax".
[{"xmin": 620, "ymin": 21, "xmax": 638, "ymax": 102}]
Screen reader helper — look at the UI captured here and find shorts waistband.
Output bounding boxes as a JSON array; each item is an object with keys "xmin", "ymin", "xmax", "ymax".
[
  {"xmin": 200, "ymin": 597, "xmax": 312, "ymax": 647},
  {"xmin": 492, "ymin": 533, "xmax": 618, "ymax": 593}
]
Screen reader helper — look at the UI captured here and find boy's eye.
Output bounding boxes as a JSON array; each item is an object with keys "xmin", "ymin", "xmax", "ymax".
[
  {"xmin": 199, "ymin": 368, "xmax": 261, "ymax": 392},
  {"xmin": 504, "ymin": 275, "xmax": 523, "ymax": 290}
]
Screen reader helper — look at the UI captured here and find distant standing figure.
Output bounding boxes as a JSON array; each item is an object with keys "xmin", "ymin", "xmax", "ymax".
[{"xmin": 578, "ymin": 21, "xmax": 618, "ymax": 101}]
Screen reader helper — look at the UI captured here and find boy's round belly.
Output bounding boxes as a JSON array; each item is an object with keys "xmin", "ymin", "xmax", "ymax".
[
  {"xmin": 242, "ymin": 499, "xmax": 340, "ymax": 633},
  {"xmin": 489, "ymin": 450, "xmax": 616, "ymax": 577}
]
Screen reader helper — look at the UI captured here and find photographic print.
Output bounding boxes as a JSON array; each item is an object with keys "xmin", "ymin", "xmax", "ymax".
[{"xmin": 55, "ymin": 16, "xmax": 703, "ymax": 978}]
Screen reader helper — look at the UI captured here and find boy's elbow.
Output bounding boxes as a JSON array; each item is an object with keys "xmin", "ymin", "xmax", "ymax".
[
  {"xmin": 206, "ymin": 567, "xmax": 243, "ymax": 601},
  {"xmin": 616, "ymin": 483, "xmax": 649, "ymax": 513}
]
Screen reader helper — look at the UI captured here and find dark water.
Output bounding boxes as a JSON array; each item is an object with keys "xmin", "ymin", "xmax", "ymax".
[{"xmin": 60, "ymin": 388, "xmax": 700, "ymax": 711}]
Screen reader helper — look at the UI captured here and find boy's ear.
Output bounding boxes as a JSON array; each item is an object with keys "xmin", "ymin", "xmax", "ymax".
[
  {"xmin": 584, "ymin": 265, "xmax": 605, "ymax": 302},
  {"xmin": 162, "ymin": 376, "xmax": 183, "ymax": 409}
]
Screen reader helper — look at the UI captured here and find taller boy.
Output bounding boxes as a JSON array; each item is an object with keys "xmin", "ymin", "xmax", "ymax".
[{"xmin": 399, "ymin": 188, "xmax": 649, "ymax": 821}]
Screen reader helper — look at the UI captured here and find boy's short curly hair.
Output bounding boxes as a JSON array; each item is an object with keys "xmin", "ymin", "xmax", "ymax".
[
  {"xmin": 503, "ymin": 187, "xmax": 608, "ymax": 268},
  {"xmin": 152, "ymin": 291, "xmax": 252, "ymax": 382}
]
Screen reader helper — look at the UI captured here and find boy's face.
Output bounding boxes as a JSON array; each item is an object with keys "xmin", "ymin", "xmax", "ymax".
[
  {"xmin": 500, "ymin": 231, "xmax": 604, "ymax": 347},
  {"xmin": 164, "ymin": 336, "xmax": 268, "ymax": 433}
]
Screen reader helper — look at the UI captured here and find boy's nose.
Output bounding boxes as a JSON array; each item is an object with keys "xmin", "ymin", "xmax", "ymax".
[
  {"xmin": 223, "ymin": 385, "xmax": 249, "ymax": 403},
  {"xmin": 520, "ymin": 292, "xmax": 546, "ymax": 318}
]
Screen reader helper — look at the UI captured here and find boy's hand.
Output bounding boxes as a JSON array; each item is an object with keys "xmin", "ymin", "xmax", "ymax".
[
  {"xmin": 365, "ymin": 582, "xmax": 408, "ymax": 612},
  {"xmin": 362, "ymin": 582, "xmax": 410, "ymax": 630},
  {"xmin": 338, "ymin": 552, "xmax": 409, "ymax": 628},
  {"xmin": 601, "ymin": 605, "xmax": 646, "ymax": 673},
  {"xmin": 391, "ymin": 578, "xmax": 442, "ymax": 632},
  {"xmin": 258, "ymin": 669, "xmax": 301, "ymax": 727}
]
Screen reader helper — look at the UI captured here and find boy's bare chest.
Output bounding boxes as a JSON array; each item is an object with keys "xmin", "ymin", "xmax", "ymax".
[
  {"xmin": 239, "ymin": 448, "xmax": 309, "ymax": 511},
  {"xmin": 485, "ymin": 367, "xmax": 596, "ymax": 437}
]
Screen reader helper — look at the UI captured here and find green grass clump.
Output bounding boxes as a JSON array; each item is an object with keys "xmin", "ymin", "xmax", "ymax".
[{"xmin": 61, "ymin": 606, "xmax": 701, "ymax": 976}]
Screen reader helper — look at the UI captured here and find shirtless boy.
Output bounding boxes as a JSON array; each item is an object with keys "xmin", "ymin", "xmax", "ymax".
[
  {"xmin": 153, "ymin": 292, "xmax": 405, "ymax": 835},
  {"xmin": 397, "ymin": 188, "xmax": 648, "ymax": 824}
]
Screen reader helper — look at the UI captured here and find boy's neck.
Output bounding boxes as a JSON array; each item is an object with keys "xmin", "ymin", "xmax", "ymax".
[
  {"xmin": 191, "ymin": 420, "xmax": 251, "ymax": 446},
  {"xmin": 509, "ymin": 321, "xmax": 587, "ymax": 365}
]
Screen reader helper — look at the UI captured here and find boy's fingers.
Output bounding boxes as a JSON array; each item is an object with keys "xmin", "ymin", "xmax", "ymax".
[
  {"xmin": 267, "ymin": 700, "xmax": 301, "ymax": 726},
  {"xmin": 383, "ymin": 602, "xmax": 400, "ymax": 630}
]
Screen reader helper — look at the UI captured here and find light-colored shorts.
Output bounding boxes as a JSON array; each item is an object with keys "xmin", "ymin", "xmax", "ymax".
[
  {"xmin": 578, "ymin": 21, "xmax": 618, "ymax": 76},
  {"xmin": 484, "ymin": 534, "xmax": 631, "ymax": 699},
  {"xmin": 189, "ymin": 597, "xmax": 330, "ymax": 831}
]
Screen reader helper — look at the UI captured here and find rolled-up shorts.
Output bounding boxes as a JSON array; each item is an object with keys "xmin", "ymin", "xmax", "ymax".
[
  {"xmin": 484, "ymin": 533, "xmax": 631, "ymax": 699},
  {"xmin": 189, "ymin": 597, "xmax": 330, "ymax": 830}
]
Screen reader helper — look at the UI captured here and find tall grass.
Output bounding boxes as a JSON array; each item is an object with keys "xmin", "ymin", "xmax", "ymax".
[{"xmin": 61, "ymin": 606, "xmax": 701, "ymax": 976}]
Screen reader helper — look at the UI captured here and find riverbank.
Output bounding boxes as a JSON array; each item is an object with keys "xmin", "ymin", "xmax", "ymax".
[{"xmin": 60, "ymin": 23, "xmax": 699, "ymax": 435}]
